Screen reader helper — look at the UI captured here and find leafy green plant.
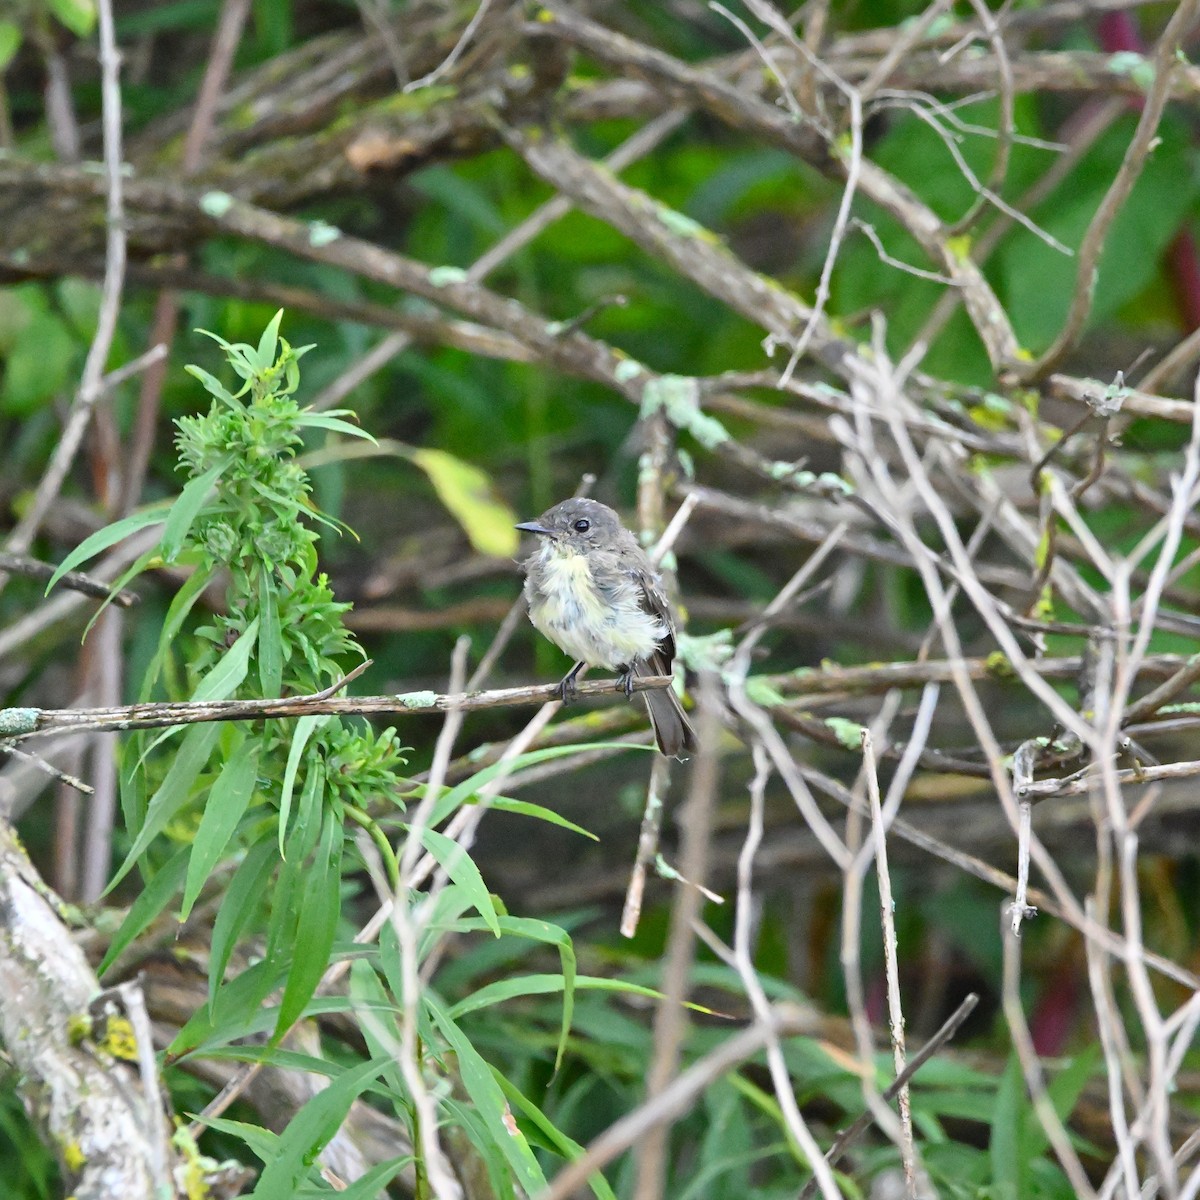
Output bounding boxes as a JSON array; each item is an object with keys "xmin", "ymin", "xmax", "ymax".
[{"xmin": 53, "ymin": 313, "xmax": 407, "ymax": 1037}]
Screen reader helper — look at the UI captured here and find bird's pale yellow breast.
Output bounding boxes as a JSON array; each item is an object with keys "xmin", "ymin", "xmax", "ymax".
[{"xmin": 525, "ymin": 544, "xmax": 663, "ymax": 669}]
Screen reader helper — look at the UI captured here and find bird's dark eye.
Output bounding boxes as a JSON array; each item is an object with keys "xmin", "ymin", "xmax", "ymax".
[{"xmin": 573, "ymin": 518, "xmax": 591, "ymax": 533}]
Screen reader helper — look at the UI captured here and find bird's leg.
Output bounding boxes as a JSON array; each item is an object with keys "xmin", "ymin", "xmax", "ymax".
[
  {"xmin": 616, "ymin": 664, "xmax": 635, "ymax": 699},
  {"xmin": 555, "ymin": 661, "xmax": 585, "ymax": 704}
]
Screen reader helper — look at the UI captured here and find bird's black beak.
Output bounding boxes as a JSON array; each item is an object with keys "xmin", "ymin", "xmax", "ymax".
[
  {"xmin": 513, "ymin": 518, "xmax": 554, "ymax": 537},
  {"xmin": 515, "ymin": 520, "xmax": 556, "ymax": 538}
]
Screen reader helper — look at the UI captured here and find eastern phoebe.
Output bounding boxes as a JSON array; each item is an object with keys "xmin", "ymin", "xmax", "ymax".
[{"xmin": 516, "ymin": 498, "xmax": 697, "ymax": 758}]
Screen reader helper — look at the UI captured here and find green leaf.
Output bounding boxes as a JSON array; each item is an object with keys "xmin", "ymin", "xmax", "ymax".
[
  {"xmin": 248, "ymin": 1056, "xmax": 391, "ymax": 1200},
  {"xmin": 408, "ymin": 448, "xmax": 518, "ymax": 557},
  {"xmin": 257, "ymin": 569, "xmax": 283, "ymax": 698},
  {"xmin": 106, "ymin": 722, "xmax": 222, "ymax": 891},
  {"xmin": 81, "ymin": 545, "xmax": 162, "ymax": 638},
  {"xmin": 425, "ymin": 994, "xmax": 547, "ymax": 1195},
  {"xmin": 416, "ymin": 826, "xmax": 500, "ymax": 936},
  {"xmin": 441, "ymin": 916, "xmax": 575, "ymax": 1070},
  {"xmin": 274, "ymin": 809, "xmax": 343, "ymax": 1039},
  {"xmin": 198, "ymin": 1117, "xmax": 279, "ymax": 1164},
  {"xmin": 160, "ymin": 459, "xmax": 229, "ymax": 562},
  {"xmin": 191, "ymin": 615, "xmax": 258, "ymax": 703},
  {"xmin": 0, "ymin": 22, "xmax": 22, "ymax": 72},
  {"xmin": 494, "ymin": 1071, "xmax": 619, "ymax": 1200},
  {"xmin": 181, "ymin": 738, "xmax": 260, "ymax": 920},
  {"xmin": 278, "ymin": 714, "xmax": 322, "ymax": 857},
  {"xmin": 256, "ymin": 309, "xmax": 283, "ymax": 371},
  {"xmin": 47, "ymin": 0, "xmax": 96, "ymax": 36},
  {"xmin": 209, "ymin": 836, "xmax": 277, "ymax": 1013},
  {"xmin": 294, "ymin": 411, "xmax": 377, "ymax": 443},
  {"xmin": 184, "ymin": 364, "xmax": 235, "ymax": 405},
  {"xmin": 990, "ymin": 1054, "xmax": 1024, "ymax": 1200},
  {"xmin": 139, "ymin": 564, "xmax": 214, "ymax": 700},
  {"xmin": 329, "ymin": 1155, "xmax": 413, "ymax": 1200},
  {"xmin": 45, "ymin": 505, "xmax": 170, "ymax": 594},
  {"xmin": 97, "ymin": 845, "xmax": 190, "ymax": 976},
  {"xmin": 426, "ymin": 742, "xmax": 647, "ymax": 829},
  {"xmin": 489, "ymin": 796, "xmax": 598, "ymax": 841}
]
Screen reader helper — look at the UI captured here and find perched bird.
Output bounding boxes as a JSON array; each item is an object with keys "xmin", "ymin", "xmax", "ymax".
[{"xmin": 516, "ymin": 498, "xmax": 697, "ymax": 758}]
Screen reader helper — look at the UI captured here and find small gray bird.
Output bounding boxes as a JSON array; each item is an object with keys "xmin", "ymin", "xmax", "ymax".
[{"xmin": 516, "ymin": 498, "xmax": 697, "ymax": 758}]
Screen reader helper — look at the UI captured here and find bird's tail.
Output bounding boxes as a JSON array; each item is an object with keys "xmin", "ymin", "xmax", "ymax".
[{"xmin": 638, "ymin": 664, "xmax": 698, "ymax": 759}]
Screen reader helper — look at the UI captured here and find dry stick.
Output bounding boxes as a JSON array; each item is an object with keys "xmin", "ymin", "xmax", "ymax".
[
  {"xmin": 633, "ymin": 676, "xmax": 723, "ymax": 1200},
  {"xmin": 6, "ymin": 675, "xmax": 675, "ymax": 742},
  {"xmin": 121, "ymin": 0, "xmax": 253, "ymax": 517},
  {"xmin": 1, "ymin": 0, "xmax": 127, "ymax": 579},
  {"xmin": 1141, "ymin": 320, "xmax": 1200, "ymax": 395},
  {"xmin": 621, "ymin": 407, "xmax": 678, "ymax": 940},
  {"xmin": 732, "ymin": 743, "xmax": 843, "ymax": 1200},
  {"xmin": 797, "ymin": 992, "xmax": 981, "ymax": 1200},
  {"xmin": 732, "ymin": 0, "xmax": 863, "ymax": 383},
  {"xmin": 1093, "ymin": 381, "xmax": 1200, "ymax": 1193},
  {"xmin": 722, "ymin": 521, "xmax": 853, "ymax": 867},
  {"xmin": 309, "ymin": 107, "xmax": 689, "ymax": 414},
  {"xmin": 0, "ymin": 527, "xmax": 162, "ymax": 668},
  {"xmin": 802, "ymin": 763, "xmax": 1200, "ymax": 993},
  {"xmin": 944, "ymin": 0, "xmax": 1014, "ymax": 237},
  {"xmin": 1119, "ymin": 827, "xmax": 1177, "ymax": 1195},
  {"xmin": 845, "ymin": 352, "xmax": 1112, "ymax": 1023},
  {"xmin": 390, "ymin": 639, "xmax": 471, "ymax": 1200},
  {"xmin": 1086, "ymin": 894, "xmax": 1143, "ymax": 1200},
  {"xmin": 1001, "ymin": 913, "xmax": 1098, "ymax": 1198},
  {"xmin": 1023, "ymin": 0, "xmax": 1200, "ymax": 380},
  {"xmin": 0, "ymin": 554, "xmax": 139, "ymax": 606},
  {"xmin": 910, "ymin": 97, "xmax": 1123, "ymax": 357},
  {"xmin": 538, "ymin": 1004, "xmax": 816, "ymax": 1200},
  {"xmin": 862, "ymin": 729, "xmax": 917, "ymax": 1195}
]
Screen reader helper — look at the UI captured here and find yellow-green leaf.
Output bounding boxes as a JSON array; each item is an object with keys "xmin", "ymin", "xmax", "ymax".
[{"xmin": 409, "ymin": 449, "xmax": 518, "ymax": 557}]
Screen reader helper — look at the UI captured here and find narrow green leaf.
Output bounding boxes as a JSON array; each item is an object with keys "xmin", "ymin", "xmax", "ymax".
[
  {"xmin": 494, "ymin": 1071, "xmax": 619, "ymax": 1200},
  {"xmin": 209, "ymin": 836, "xmax": 277, "ymax": 1014},
  {"xmin": 197, "ymin": 1117, "xmax": 279, "ymax": 1164},
  {"xmin": 329, "ymin": 1155, "xmax": 412, "ymax": 1200},
  {"xmin": 277, "ymin": 714, "xmax": 321, "ymax": 856},
  {"xmin": 191, "ymin": 615, "xmax": 259, "ymax": 703},
  {"xmin": 181, "ymin": 739, "xmax": 260, "ymax": 920},
  {"xmin": 439, "ymin": 916, "xmax": 575, "ymax": 1070},
  {"xmin": 274, "ymin": 810, "xmax": 343, "ymax": 1039},
  {"xmin": 160, "ymin": 459, "xmax": 228, "ymax": 562},
  {"xmin": 174, "ymin": 957, "xmax": 281, "ymax": 1057},
  {"xmin": 97, "ymin": 845, "xmax": 190, "ymax": 977},
  {"xmin": 425, "ymin": 995, "xmax": 547, "ymax": 1195},
  {"xmin": 490, "ymin": 796, "xmax": 598, "ymax": 841},
  {"xmin": 256, "ymin": 309, "xmax": 283, "ymax": 370},
  {"xmin": 106, "ymin": 722, "xmax": 222, "ymax": 892},
  {"xmin": 294, "ymin": 411, "xmax": 377, "ymax": 442},
  {"xmin": 990, "ymin": 1054, "xmax": 1024, "ymax": 1200},
  {"xmin": 45, "ymin": 504, "xmax": 169, "ymax": 593},
  {"xmin": 257, "ymin": 569, "xmax": 283, "ymax": 698},
  {"xmin": 248, "ymin": 1056, "xmax": 391, "ymax": 1200},
  {"xmin": 81, "ymin": 545, "xmax": 162, "ymax": 638},
  {"xmin": 183, "ymin": 364, "xmax": 235, "ymax": 405},
  {"xmin": 139, "ymin": 564, "xmax": 214, "ymax": 700},
  {"xmin": 427, "ymin": 742, "xmax": 648, "ymax": 829},
  {"xmin": 417, "ymin": 826, "xmax": 499, "ymax": 936}
]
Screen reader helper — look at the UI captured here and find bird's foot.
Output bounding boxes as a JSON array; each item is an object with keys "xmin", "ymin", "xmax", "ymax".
[
  {"xmin": 616, "ymin": 666, "xmax": 635, "ymax": 699},
  {"xmin": 555, "ymin": 662, "xmax": 585, "ymax": 705}
]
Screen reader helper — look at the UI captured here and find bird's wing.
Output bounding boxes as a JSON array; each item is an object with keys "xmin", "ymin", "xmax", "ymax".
[{"xmin": 631, "ymin": 565, "xmax": 676, "ymax": 670}]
